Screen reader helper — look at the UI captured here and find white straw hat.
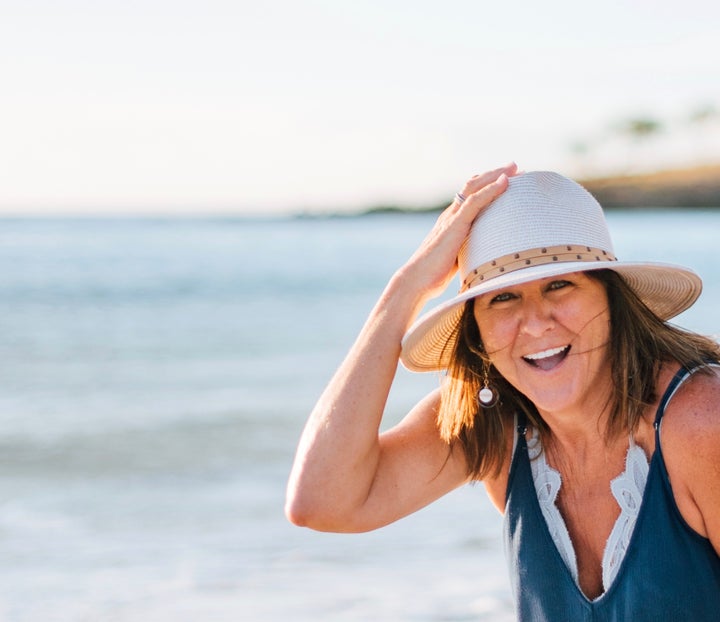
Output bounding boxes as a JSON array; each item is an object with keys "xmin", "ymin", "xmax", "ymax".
[{"xmin": 400, "ymin": 171, "xmax": 703, "ymax": 372}]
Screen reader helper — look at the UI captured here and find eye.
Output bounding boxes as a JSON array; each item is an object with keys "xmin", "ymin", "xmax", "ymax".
[
  {"xmin": 547, "ymin": 279, "xmax": 572, "ymax": 291},
  {"xmin": 490, "ymin": 291, "xmax": 517, "ymax": 304}
]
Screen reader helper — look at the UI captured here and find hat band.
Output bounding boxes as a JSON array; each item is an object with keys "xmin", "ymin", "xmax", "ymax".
[{"xmin": 461, "ymin": 244, "xmax": 617, "ymax": 292}]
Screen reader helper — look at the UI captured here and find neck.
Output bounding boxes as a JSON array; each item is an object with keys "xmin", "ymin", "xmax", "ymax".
[
  {"xmin": 538, "ymin": 413, "xmax": 627, "ymax": 489},
  {"xmin": 535, "ymin": 379, "xmax": 617, "ymax": 462}
]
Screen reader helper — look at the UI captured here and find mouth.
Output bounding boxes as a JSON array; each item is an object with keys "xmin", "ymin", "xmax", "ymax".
[{"xmin": 522, "ymin": 345, "xmax": 570, "ymax": 371}]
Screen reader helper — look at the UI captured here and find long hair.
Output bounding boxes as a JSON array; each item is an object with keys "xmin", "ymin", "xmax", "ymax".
[{"xmin": 437, "ymin": 269, "xmax": 720, "ymax": 480}]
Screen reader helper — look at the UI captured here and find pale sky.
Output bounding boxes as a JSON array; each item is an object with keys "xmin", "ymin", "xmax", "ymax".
[{"xmin": 1, "ymin": 0, "xmax": 718, "ymax": 215}]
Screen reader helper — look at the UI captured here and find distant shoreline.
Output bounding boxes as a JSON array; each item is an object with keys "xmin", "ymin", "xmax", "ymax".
[
  {"xmin": 353, "ymin": 164, "xmax": 720, "ymax": 216},
  {"xmin": 579, "ymin": 164, "xmax": 720, "ymax": 209}
]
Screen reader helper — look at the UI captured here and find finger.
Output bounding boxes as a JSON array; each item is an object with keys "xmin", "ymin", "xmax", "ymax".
[
  {"xmin": 443, "ymin": 162, "xmax": 517, "ymax": 222},
  {"xmin": 455, "ymin": 172, "xmax": 510, "ymax": 225},
  {"xmin": 460, "ymin": 162, "xmax": 518, "ymax": 197}
]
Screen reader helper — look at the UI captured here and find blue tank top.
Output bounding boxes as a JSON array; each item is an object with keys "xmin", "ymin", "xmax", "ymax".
[{"xmin": 503, "ymin": 366, "xmax": 720, "ymax": 621}]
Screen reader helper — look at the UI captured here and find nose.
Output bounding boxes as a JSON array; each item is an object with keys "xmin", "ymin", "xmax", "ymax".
[{"xmin": 519, "ymin": 298, "xmax": 555, "ymax": 337}]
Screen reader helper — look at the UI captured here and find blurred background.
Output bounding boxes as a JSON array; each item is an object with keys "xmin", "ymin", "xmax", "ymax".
[{"xmin": 0, "ymin": 1, "xmax": 719, "ymax": 621}]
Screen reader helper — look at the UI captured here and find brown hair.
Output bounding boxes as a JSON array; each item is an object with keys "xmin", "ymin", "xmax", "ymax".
[{"xmin": 437, "ymin": 269, "xmax": 720, "ymax": 480}]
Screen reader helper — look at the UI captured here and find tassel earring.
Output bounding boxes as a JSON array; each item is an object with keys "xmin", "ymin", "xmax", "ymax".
[{"xmin": 478, "ymin": 364, "xmax": 498, "ymax": 408}]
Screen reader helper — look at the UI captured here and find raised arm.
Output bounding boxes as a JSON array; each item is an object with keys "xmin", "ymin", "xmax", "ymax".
[{"xmin": 285, "ymin": 164, "xmax": 517, "ymax": 532}]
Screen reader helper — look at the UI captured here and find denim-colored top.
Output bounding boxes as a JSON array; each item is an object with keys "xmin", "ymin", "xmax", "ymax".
[{"xmin": 504, "ymin": 367, "xmax": 720, "ymax": 621}]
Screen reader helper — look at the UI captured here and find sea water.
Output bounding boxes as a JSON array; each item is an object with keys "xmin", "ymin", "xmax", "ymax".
[{"xmin": 0, "ymin": 210, "xmax": 718, "ymax": 621}]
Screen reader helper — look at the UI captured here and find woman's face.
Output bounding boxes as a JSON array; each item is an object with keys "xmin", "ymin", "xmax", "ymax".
[{"xmin": 473, "ymin": 272, "xmax": 612, "ymax": 419}]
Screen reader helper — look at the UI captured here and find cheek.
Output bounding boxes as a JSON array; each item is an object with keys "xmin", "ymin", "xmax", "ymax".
[
  {"xmin": 562, "ymin": 299, "xmax": 610, "ymax": 341},
  {"xmin": 476, "ymin": 317, "xmax": 517, "ymax": 358}
]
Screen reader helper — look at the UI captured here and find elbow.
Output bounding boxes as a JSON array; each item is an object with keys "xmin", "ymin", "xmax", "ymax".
[
  {"xmin": 284, "ymin": 485, "xmax": 362, "ymax": 532},
  {"xmin": 284, "ymin": 493, "xmax": 312, "ymax": 528},
  {"xmin": 285, "ymin": 466, "xmax": 341, "ymax": 530},
  {"xmin": 284, "ymin": 490, "xmax": 338, "ymax": 531},
  {"xmin": 285, "ymin": 465, "xmax": 320, "ymax": 528},
  {"xmin": 284, "ymin": 482, "xmax": 327, "ymax": 529}
]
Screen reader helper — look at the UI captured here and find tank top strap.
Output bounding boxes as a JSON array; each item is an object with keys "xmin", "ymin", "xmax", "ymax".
[
  {"xmin": 516, "ymin": 411, "xmax": 528, "ymax": 437},
  {"xmin": 654, "ymin": 361, "xmax": 720, "ymax": 431},
  {"xmin": 653, "ymin": 366, "xmax": 692, "ymax": 429}
]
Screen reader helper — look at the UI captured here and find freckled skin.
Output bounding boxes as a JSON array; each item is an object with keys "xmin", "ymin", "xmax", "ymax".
[{"xmin": 473, "ymin": 272, "xmax": 613, "ymax": 425}]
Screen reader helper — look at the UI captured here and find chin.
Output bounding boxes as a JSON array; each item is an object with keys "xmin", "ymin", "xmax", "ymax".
[{"xmin": 520, "ymin": 382, "xmax": 582, "ymax": 416}]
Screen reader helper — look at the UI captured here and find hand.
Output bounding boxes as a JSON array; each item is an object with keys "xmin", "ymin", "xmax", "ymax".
[{"xmin": 402, "ymin": 162, "xmax": 519, "ymax": 303}]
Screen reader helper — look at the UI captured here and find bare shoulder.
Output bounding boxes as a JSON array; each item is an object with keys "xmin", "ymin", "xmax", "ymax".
[
  {"xmin": 660, "ymin": 365, "xmax": 720, "ymax": 548},
  {"xmin": 662, "ymin": 365, "xmax": 720, "ymax": 439}
]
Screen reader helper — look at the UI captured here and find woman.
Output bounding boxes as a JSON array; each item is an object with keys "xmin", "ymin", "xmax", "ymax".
[{"xmin": 286, "ymin": 164, "xmax": 720, "ymax": 620}]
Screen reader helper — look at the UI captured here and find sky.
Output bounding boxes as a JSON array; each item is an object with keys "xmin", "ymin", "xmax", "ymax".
[{"xmin": 0, "ymin": 0, "xmax": 719, "ymax": 215}]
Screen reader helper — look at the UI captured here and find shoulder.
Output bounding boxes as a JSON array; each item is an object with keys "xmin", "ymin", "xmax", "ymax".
[
  {"xmin": 660, "ymin": 365, "xmax": 720, "ymax": 548},
  {"xmin": 661, "ymin": 365, "xmax": 720, "ymax": 440}
]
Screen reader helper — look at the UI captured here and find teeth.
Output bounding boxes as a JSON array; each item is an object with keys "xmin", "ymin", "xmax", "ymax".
[{"xmin": 524, "ymin": 346, "xmax": 568, "ymax": 361}]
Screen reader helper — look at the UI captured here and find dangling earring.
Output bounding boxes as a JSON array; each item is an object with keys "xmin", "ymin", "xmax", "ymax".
[{"xmin": 478, "ymin": 363, "xmax": 498, "ymax": 408}]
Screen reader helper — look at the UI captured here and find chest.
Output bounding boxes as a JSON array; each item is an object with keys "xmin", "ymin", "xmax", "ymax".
[
  {"xmin": 527, "ymin": 432, "xmax": 650, "ymax": 599},
  {"xmin": 504, "ymin": 444, "xmax": 720, "ymax": 620},
  {"xmin": 555, "ymin": 483, "xmax": 623, "ymax": 598}
]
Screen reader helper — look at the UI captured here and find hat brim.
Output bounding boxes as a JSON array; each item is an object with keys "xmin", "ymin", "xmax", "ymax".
[{"xmin": 400, "ymin": 261, "xmax": 702, "ymax": 372}]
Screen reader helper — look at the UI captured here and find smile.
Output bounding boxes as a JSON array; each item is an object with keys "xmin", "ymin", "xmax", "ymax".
[{"xmin": 522, "ymin": 345, "xmax": 570, "ymax": 371}]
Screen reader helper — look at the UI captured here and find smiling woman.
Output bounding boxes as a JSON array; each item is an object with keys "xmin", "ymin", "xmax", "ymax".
[{"xmin": 286, "ymin": 167, "xmax": 720, "ymax": 621}]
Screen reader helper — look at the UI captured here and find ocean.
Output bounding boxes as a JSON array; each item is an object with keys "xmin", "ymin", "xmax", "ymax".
[{"xmin": 0, "ymin": 209, "xmax": 718, "ymax": 621}]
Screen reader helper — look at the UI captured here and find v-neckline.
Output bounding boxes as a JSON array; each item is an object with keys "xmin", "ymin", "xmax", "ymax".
[{"xmin": 526, "ymin": 428, "xmax": 650, "ymax": 600}]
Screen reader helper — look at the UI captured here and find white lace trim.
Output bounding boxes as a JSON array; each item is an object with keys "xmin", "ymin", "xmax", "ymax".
[
  {"xmin": 603, "ymin": 440, "xmax": 649, "ymax": 589},
  {"xmin": 528, "ymin": 429, "xmax": 649, "ymax": 595}
]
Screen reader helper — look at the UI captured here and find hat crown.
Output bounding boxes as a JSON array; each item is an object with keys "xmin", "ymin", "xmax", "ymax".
[{"xmin": 458, "ymin": 172, "xmax": 614, "ymax": 282}]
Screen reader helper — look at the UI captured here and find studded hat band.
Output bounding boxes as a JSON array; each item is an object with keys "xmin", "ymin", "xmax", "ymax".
[{"xmin": 461, "ymin": 244, "xmax": 617, "ymax": 292}]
